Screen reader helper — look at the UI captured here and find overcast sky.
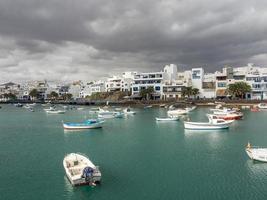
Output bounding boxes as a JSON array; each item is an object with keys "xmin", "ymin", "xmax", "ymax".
[{"xmin": 0, "ymin": 0, "xmax": 267, "ymax": 82}]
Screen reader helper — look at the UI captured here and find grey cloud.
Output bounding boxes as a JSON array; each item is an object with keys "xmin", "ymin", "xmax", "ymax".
[{"xmin": 0, "ymin": 0, "xmax": 267, "ymax": 82}]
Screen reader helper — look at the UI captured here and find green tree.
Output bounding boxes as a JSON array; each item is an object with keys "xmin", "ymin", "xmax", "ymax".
[
  {"xmin": 62, "ymin": 93, "xmax": 72, "ymax": 101},
  {"xmin": 49, "ymin": 91, "xmax": 59, "ymax": 100},
  {"xmin": 29, "ymin": 89, "xmax": 38, "ymax": 100},
  {"xmin": 192, "ymin": 88, "xmax": 199, "ymax": 98},
  {"xmin": 182, "ymin": 87, "xmax": 199, "ymax": 98},
  {"xmin": 227, "ymin": 82, "xmax": 251, "ymax": 99},
  {"xmin": 3, "ymin": 93, "xmax": 17, "ymax": 100},
  {"xmin": 182, "ymin": 87, "xmax": 192, "ymax": 98},
  {"xmin": 140, "ymin": 86, "xmax": 154, "ymax": 100}
]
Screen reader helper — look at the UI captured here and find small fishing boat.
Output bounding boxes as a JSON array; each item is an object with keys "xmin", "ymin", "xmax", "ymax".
[
  {"xmin": 46, "ymin": 110, "xmax": 65, "ymax": 114},
  {"xmin": 258, "ymin": 103, "xmax": 267, "ymax": 109},
  {"xmin": 63, "ymin": 153, "xmax": 101, "ymax": 186},
  {"xmin": 156, "ymin": 117, "xmax": 179, "ymax": 121},
  {"xmin": 123, "ymin": 107, "xmax": 136, "ymax": 115},
  {"xmin": 213, "ymin": 112, "xmax": 243, "ymax": 120},
  {"xmin": 63, "ymin": 119, "xmax": 104, "ymax": 129},
  {"xmin": 44, "ymin": 107, "xmax": 56, "ymax": 111},
  {"xmin": 183, "ymin": 114, "xmax": 234, "ymax": 130},
  {"xmin": 14, "ymin": 103, "xmax": 23, "ymax": 107},
  {"xmin": 77, "ymin": 107, "xmax": 84, "ymax": 110},
  {"xmin": 24, "ymin": 104, "xmax": 31, "ymax": 109},
  {"xmin": 89, "ymin": 107, "xmax": 100, "ymax": 114},
  {"xmin": 246, "ymin": 143, "xmax": 267, "ymax": 162},
  {"xmin": 185, "ymin": 106, "xmax": 197, "ymax": 112},
  {"xmin": 167, "ymin": 109, "xmax": 188, "ymax": 116},
  {"xmin": 144, "ymin": 105, "xmax": 152, "ymax": 109},
  {"xmin": 251, "ymin": 107, "xmax": 260, "ymax": 112}
]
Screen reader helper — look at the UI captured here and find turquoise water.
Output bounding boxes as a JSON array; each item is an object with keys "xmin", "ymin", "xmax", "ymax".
[{"xmin": 1, "ymin": 105, "xmax": 267, "ymax": 200}]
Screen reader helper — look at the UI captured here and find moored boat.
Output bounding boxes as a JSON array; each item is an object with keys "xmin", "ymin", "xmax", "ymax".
[
  {"xmin": 14, "ymin": 103, "xmax": 23, "ymax": 107},
  {"xmin": 213, "ymin": 112, "xmax": 243, "ymax": 120},
  {"xmin": 156, "ymin": 117, "xmax": 179, "ymax": 121},
  {"xmin": 183, "ymin": 114, "xmax": 234, "ymax": 130},
  {"xmin": 144, "ymin": 105, "xmax": 152, "ymax": 109},
  {"xmin": 44, "ymin": 107, "xmax": 56, "ymax": 111},
  {"xmin": 63, "ymin": 153, "xmax": 101, "ymax": 186},
  {"xmin": 123, "ymin": 107, "xmax": 136, "ymax": 115},
  {"xmin": 246, "ymin": 143, "xmax": 267, "ymax": 162},
  {"xmin": 258, "ymin": 103, "xmax": 267, "ymax": 109},
  {"xmin": 46, "ymin": 110, "xmax": 65, "ymax": 114},
  {"xmin": 185, "ymin": 106, "xmax": 197, "ymax": 112},
  {"xmin": 167, "ymin": 109, "xmax": 188, "ymax": 116},
  {"xmin": 63, "ymin": 119, "xmax": 104, "ymax": 129}
]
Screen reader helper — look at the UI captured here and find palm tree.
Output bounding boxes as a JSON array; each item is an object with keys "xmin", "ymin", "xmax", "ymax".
[
  {"xmin": 192, "ymin": 88, "xmax": 199, "ymax": 99},
  {"xmin": 29, "ymin": 89, "xmax": 38, "ymax": 100},
  {"xmin": 140, "ymin": 87, "xmax": 154, "ymax": 100},
  {"xmin": 49, "ymin": 91, "xmax": 59, "ymax": 100},
  {"xmin": 227, "ymin": 82, "xmax": 251, "ymax": 99}
]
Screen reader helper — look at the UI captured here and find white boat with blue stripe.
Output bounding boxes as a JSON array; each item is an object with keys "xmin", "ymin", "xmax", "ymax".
[{"xmin": 63, "ymin": 119, "xmax": 104, "ymax": 130}]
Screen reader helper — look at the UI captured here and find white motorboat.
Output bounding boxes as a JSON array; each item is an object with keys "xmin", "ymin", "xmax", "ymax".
[
  {"xmin": 167, "ymin": 109, "xmax": 188, "ymax": 116},
  {"xmin": 24, "ymin": 104, "xmax": 31, "ymax": 109},
  {"xmin": 44, "ymin": 107, "xmax": 56, "ymax": 111},
  {"xmin": 46, "ymin": 110, "xmax": 65, "ymax": 114},
  {"xmin": 63, "ymin": 153, "xmax": 101, "ymax": 186},
  {"xmin": 185, "ymin": 106, "xmax": 197, "ymax": 112},
  {"xmin": 258, "ymin": 103, "xmax": 267, "ymax": 109},
  {"xmin": 246, "ymin": 143, "xmax": 267, "ymax": 162},
  {"xmin": 123, "ymin": 108, "xmax": 136, "ymax": 115},
  {"xmin": 183, "ymin": 114, "xmax": 234, "ymax": 130},
  {"xmin": 213, "ymin": 112, "xmax": 243, "ymax": 120},
  {"xmin": 156, "ymin": 117, "xmax": 179, "ymax": 121},
  {"xmin": 144, "ymin": 105, "xmax": 152, "ymax": 109},
  {"xmin": 77, "ymin": 107, "xmax": 84, "ymax": 110},
  {"xmin": 63, "ymin": 119, "xmax": 104, "ymax": 130},
  {"xmin": 98, "ymin": 108, "xmax": 123, "ymax": 118}
]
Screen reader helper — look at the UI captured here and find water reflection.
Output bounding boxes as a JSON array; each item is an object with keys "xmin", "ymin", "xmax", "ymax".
[
  {"xmin": 246, "ymin": 159, "xmax": 267, "ymax": 177},
  {"xmin": 184, "ymin": 129, "xmax": 229, "ymax": 136}
]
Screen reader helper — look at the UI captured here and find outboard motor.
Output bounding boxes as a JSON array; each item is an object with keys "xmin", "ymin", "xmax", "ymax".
[{"xmin": 82, "ymin": 167, "xmax": 94, "ymax": 181}]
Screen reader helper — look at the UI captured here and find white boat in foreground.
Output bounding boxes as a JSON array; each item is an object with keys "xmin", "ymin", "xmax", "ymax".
[
  {"xmin": 63, "ymin": 153, "xmax": 101, "ymax": 186},
  {"xmin": 156, "ymin": 117, "xmax": 179, "ymax": 121},
  {"xmin": 246, "ymin": 143, "xmax": 267, "ymax": 162},
  {"xmin": 184, "ymin": 114, "xmax": 233, "ymax": 130}
]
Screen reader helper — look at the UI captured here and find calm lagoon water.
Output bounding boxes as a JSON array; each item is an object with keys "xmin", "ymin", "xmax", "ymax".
[{"xmin": 1, "ymin": 104, "xmax": 267, "ymax": 200}]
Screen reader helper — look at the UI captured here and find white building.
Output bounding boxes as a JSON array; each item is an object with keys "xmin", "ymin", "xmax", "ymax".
[
  {"xmin": 131, "ymin": 71, "xmax": 166, "ymax": 99},
  {"xmin": 105, "ymin": 76, "xmax": 122, "ymax": 92},
  {"xmin": 68, "ymin": 81, "xmax": 83, "ymax": 100},
  {"xmin": 162, "ymin": 65, "xmax": 191, "ymax": 99}
]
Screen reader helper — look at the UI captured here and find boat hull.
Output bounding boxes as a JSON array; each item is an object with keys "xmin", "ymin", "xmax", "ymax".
[
  {"xmin": 156, "ymin": 117, "xmax": 179, "ymax": 121},
  {"xmin": 63, "ymin": 124, "xmax": 102, "ymax": 129},
  {"xmin": 63, "ymin": 153, "xmax": 101, "ymax": 186},
  {"xmin": 246, "ymin": 148, "xmax": 267, "ymax": 162},
  {"xmin": 184, "ymin": 122, "xmax": 231, "ymax": 130}
]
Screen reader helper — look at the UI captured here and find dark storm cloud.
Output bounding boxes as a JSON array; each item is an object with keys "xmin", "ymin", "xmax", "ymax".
[{"xmin": 0, "ymin": 0, "xmax": 267, "ymax": 81}]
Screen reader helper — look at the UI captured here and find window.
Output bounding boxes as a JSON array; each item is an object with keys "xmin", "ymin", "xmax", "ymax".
[
  {"xmin": 217, "ymin": 82, "xmax": 226, "ymax": 87},
  {"xmin": 155, "ymin": 86, "xmax": 161, "ymax": 91},
  {"xmin": 133, "ymin": 87, "xmax": 138, "ymax": 91},
  {"xmin": 252, "ymin": 84, "xmax": 261, "ymax": 89}
]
